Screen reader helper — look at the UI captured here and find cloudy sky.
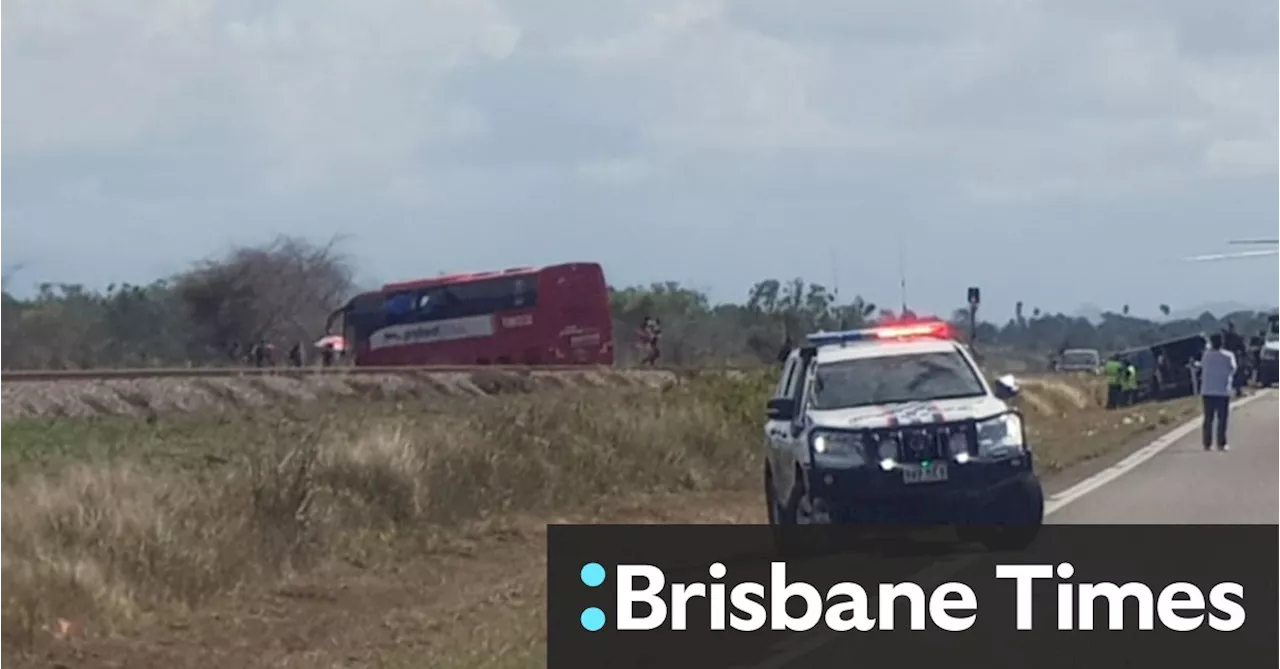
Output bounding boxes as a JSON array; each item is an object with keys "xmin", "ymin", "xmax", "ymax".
[{"xmin": 3, "ymin": 0, "xmax": 1276, "ymax": 319}]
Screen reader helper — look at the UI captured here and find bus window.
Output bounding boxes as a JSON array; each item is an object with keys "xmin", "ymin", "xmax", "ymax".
[
  {"xmin": 435, "ymin": 277, "xmax": 537, "ymax": 319},
  {"xmin": 385, "ymin": 292, "xmax": 413, "ymax": 314},
  {"xmin": 413, "ymin": 287, "xmax": 449, "ymax": 318}
]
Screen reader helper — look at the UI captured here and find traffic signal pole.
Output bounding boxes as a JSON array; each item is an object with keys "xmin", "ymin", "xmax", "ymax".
[{"xmin": 966, "ymin": 287, "xmax": 981, "ymax": 349}]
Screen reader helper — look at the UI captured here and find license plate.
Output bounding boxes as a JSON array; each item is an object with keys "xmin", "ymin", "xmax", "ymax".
[{"xmin": 902, "ymin": 463, "xmax": 948, "ymax": 484}]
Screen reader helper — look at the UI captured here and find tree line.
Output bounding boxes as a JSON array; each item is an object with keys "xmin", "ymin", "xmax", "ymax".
[{"xmin": 2, "ymin": 236, "xmax": 1272, "ymax": 370}]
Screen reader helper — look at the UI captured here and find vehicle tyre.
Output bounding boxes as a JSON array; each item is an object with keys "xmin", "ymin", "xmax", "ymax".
[
  {"xmin": 961, "ymin": 479, "xmax": 1044, "ymax": 552},
  {"xmin": 770, "ymin": 469, "xmax": 834, "ymax": 558},
  {"xmin": 765, "ymin": 465, "xmax": 783, "ymax": 526},
  {"xmin": 766, "ymin": 465, "xmax": 799, "ymax": 557}
]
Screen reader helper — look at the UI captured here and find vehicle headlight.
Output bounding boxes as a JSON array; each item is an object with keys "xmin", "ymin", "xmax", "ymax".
[
  {"xmin": 810, "ymin": 430, "xmax": 867, "ymax": 468},
  {"xmin": 945, "ymin": 430, "xmax": 972, "ymax": 463},
  {"xmin": 975, "ymin": 413, "xmax": 1025, "ymax": 458}
]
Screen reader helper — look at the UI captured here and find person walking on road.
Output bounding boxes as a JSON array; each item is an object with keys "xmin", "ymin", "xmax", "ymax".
[{"xmin": 1199, "ymin": 333, "xmax": 1237, "ymax": 452}]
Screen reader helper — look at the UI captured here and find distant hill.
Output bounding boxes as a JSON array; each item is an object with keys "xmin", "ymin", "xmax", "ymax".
[
  {"xmin": 1168, "ymin": 302, "xmax": 1274, "ymax": 321},
  {"xmin": 1072, "ymin": 303, "xmax": 1104, "ymax": 323},
  {"xmin": 1068, "ymin": 301, "xmax": 1273, "ymax": 323}
]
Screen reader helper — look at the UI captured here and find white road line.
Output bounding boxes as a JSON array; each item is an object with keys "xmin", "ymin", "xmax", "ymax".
[
  {"xmin": 738, "ymin": 389, "xmax": 1275, "ymax": 669},
  {"xmin": 1044, "ymin": 390, "xmax": 1271, "ymax": 515}
]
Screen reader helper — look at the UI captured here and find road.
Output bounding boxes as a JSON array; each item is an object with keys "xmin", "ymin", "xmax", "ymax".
[
  {"xmin": 727, "ymin": 390, "xmax": 1279, "ymax": 669},
  {"xmin": 1049, "ymin": 389, "xmax": 1278, "ymax": 524}
]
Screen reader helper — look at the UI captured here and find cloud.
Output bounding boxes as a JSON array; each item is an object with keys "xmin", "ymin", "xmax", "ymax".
[
  {"xmin": 2, "ymin": 0, "xmax": 1275, "ymax": 315},
  {"xmin": 575, "ymin": 158, "xmax": 650, "ymax": 186},
  {"xmin": 3, "ymin": 0, "xmax": 520, "ymax": 187},
  {"xmin": 550, "ymin": 0, "xmax": 1276, "ymax": 198}
]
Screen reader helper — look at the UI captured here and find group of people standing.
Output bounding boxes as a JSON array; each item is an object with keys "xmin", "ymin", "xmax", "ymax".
[
  {"xmin": 228, "ymin": 339, "xmax": 342, "ymax": 368},
  {"xmin": 1102, "ymin": 357, "xmax": 1139, "ymax": 409},
  {"xmin": 1104, "ymin": 325, "xmax": 1247, "ymax": 452}
]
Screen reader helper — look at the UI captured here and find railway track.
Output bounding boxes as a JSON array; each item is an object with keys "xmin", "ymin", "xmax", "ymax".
[{"xmin": 0, "ymin": 365, "xmax": 762, "ymax": 383}]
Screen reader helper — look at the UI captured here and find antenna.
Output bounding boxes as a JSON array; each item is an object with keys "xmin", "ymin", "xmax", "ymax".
[
  {"xmin": 830, "ymin": 249, "xmax": 839, "ymax": 303},
  {"xmin": 830, "ymin": 249, "xmax": 844, "ymax": 330},
  {"xmin": 897, "ymin": 234, "xmax": 908, "ymax": 313}
]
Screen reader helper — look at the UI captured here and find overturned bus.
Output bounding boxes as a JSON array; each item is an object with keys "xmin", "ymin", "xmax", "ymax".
[{"xmin": 1115, "ymin": 333, "xmax": 1209, "ymax": 401}]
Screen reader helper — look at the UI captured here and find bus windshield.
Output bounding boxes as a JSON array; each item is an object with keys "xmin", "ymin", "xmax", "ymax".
[{"xmin": 809, "ymin": 351, "xmax": 987, "ymax": 410}]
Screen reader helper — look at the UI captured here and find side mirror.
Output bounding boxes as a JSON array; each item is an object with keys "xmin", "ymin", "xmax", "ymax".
[
  {"xmin": 993, "ymin": 374, "xmax": 1020, "ymax": 400},
  {"xmin": 767, "ymin": 398, "xmax": 796, "ymax": 421}
]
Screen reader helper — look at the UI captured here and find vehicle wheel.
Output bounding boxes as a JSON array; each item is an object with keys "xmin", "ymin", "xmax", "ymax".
[
  {"xmin": 765, "ymin": 465, "xmax": 783, "ymax": 526},
  {"xmin": 771, "ymin": 470, "xmax": 833, "ymax": 557},
  {"xmin": 793, "ymin": 489, "xmax": 819, "ymax": 525},
  {"xmin": 963, "ymin": 480, "xmax": 1044, "ymax": 552}
]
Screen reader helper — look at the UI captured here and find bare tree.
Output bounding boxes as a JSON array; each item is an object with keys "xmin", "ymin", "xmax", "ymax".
[
  {"xmin": 1, "ymin": 261, "xmax": 28, "ymax": 288},
  {"xmin": 176, "ymin": 235, "xmax": 356, "ymax": 354}
]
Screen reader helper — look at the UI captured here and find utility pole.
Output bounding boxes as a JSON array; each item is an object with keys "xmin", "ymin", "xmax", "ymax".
[
  {"xmin": 967, "ymin": 287, "xmax": 981, "ymax": 348},
  {"xmin": 830, "ymin": 249, "xmax": 845, "ymax": 330},
  {"xmin": 897, "ymin": 235, "xmax": 908, "ymax": 314}
]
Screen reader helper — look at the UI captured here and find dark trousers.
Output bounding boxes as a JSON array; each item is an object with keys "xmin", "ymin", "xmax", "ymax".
[
  {"xmin": 1106, "ymin": 384, "xmax": 1121, "ymax": 409},
  {"xmin": 1201, "ymin": 395, "xmax": 1230, "ymax": 448}
]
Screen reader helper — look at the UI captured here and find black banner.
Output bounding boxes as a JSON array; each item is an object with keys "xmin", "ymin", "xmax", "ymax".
[{"xmin": 547, "ymin": 525, "xmax": 1278, "ymax": 669}]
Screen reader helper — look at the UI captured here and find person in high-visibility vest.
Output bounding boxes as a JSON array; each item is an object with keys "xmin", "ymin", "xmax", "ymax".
[
  {"xmin": 1122, "ymin": 362, "xmax": 1139, "ymax": 406},
  {"xmin": 1103, "ymin": 356, "xmax": 1125, "ymax": 409}
]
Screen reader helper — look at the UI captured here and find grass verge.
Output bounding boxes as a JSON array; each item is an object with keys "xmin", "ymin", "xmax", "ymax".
[
  {"xmin": 1, "ymin": 370, "xmax": 1196, "ymax": 666},
  {"xmin": 1, "ymin": 371, "xmax": 768, "ymax": 656}
]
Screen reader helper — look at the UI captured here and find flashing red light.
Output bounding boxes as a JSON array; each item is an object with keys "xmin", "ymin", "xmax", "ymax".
[
  {"xmin": 806, "ymin": 319, "xmax": 954, "ymax": 347},
  {"xmin": 871, "ymin": 321, "xmax": 952, "ymax": 340}
]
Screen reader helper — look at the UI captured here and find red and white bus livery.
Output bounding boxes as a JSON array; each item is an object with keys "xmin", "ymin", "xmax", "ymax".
[{"xmin": 329, "ymin": 262, "xmax": 614, "ymax": 366}]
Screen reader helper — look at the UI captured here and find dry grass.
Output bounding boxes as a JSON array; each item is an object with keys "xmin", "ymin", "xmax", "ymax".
[
  {"xmin": 1015, "ymin": 374, "xmax": 1201, "ymax": 473},
  {"xmin": 0, "ymin": 369, "xmax": 1186, "ymax": 666},
  {"xmin": 1, "ymin": 372, "xmax": 766, "ymax": 656}
]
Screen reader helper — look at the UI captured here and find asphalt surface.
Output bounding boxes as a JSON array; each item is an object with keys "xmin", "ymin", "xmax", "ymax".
[
  {"xmin": 1049, "ymin": 390, "xmax": 1279, "ymax": 524},
  {"xmin": 718, "ymin": 391, "xmax": 1280, "ymax": 669}
]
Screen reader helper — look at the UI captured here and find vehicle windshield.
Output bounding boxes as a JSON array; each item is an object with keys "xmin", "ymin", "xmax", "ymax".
[
  {"xmin": 1061, "ymin": 350, "xmax": 1098, "ymax": 366},
  {"xmin": 808, "ymin": 350, "xmax": 987, "ymax": 410}
]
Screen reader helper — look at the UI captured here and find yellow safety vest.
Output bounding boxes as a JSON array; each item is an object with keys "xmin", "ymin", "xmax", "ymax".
[
  {"xmin": 1104, "ymin": 360, "xmax": 1123, "ymax": 385},
  {"xmin": 1122, "ymin": 366, "xmax": 1138, "ymax": 390}
]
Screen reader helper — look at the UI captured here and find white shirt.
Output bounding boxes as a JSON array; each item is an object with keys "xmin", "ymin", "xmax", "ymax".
[{"xmin": 1199, "ymin": 348, "xmax": 1237, "ymax": 397}]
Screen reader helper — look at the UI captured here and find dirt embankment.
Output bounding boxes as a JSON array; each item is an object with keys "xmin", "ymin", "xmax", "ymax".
[
  {"xmin": 0, "ymin": 369, "xmax": 698, "ymax": 422},
  {"xmin": 2, "ymin": 367, "xmax": 1091, "ymax": 424}
]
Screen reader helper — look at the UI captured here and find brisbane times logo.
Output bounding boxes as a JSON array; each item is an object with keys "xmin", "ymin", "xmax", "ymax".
[{"xmin": 572, "ymin": 561, "xmax": 1247, "ymax": 633}]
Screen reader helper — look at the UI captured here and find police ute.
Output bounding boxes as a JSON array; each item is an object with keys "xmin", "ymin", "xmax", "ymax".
[{"xmin": 763, "ymin": 320, "xmax": 1044, "ymax": 550}]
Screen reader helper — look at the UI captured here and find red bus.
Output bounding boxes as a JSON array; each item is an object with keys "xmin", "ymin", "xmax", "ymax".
[{"xmin": 328, "ymin": 262, "xmax": 615, "ymax": 366}]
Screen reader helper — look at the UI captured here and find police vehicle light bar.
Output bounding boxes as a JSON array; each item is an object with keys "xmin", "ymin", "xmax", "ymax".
[{"xmin": 806, "ymin": 321, "xmax": 953, "ymax": 346}]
